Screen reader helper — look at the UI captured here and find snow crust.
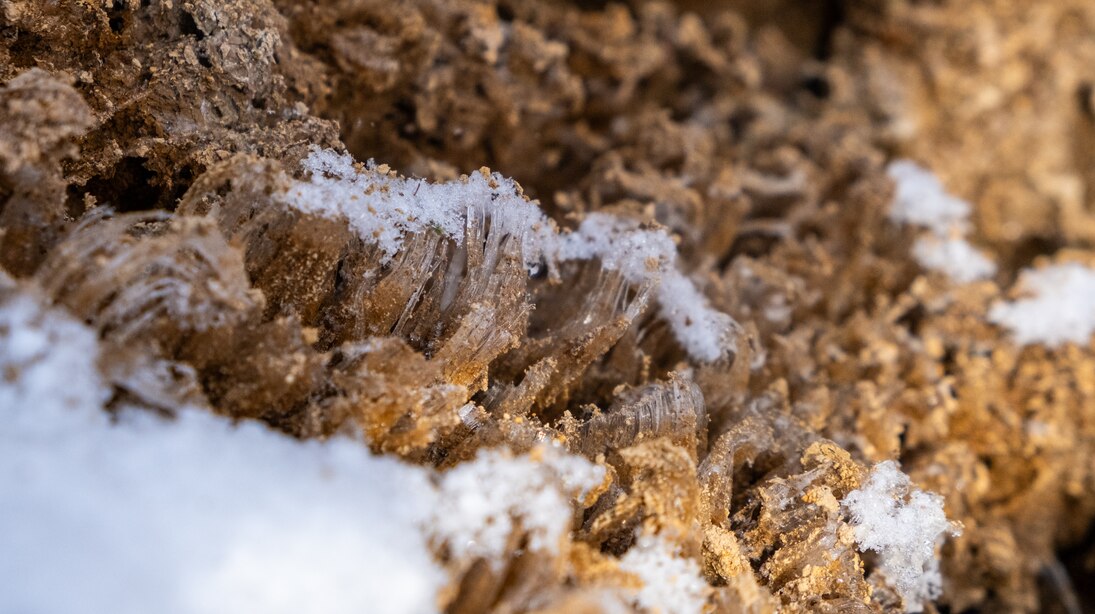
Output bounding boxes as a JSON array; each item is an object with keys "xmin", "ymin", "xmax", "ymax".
[
  {"xmin": 0, "ymin": 289, "xmax": 111, "ymax": 435},
  {"xmin": 617, "ymin": 534, "xmax": 711, "ymax": 614},
  {"xmin": 285, "ymin": 148, "xmax": 735, "ymax": 362},
  {"xmin": 887, "ymin": 160, "xmax": 996, "ymax": 283},
  {"xmin": 0, "ymin": 288, "xmax": 606, "ymax": 614},
  {"xmin": 888, "ymin": 161, "xmax": 972, "ymax": 235},
  {"xmin": 1, "ymin": 292, "xmax": 445, "ymax": 614},
  {"xmin": 911, "ymin": 234, "xmax": 997, "ymax": 285},
  {"xmin": 989, "ymin": 262, "xmax": 1095, "ymax": 347},
  {"xmin": 288, "ymin": 148, "xmax": 551, "ymax": 266},
  {"xmin": 842, "ymin": 461, "xmax": 956, "ymax": 613},
  {"xmin": 889, "ymin": 161, "xmax": 1095, "ymax": 348},
  {"xmin": 430, "ymin": 446, "xmax": 605, "ymax": 565}
]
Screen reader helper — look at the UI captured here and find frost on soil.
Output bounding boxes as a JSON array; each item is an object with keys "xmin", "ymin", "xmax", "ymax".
[
  {"xmin": 842, "ymin": 461, "xmax": 958, "ymax": 613},
  {"xmin": 618, "ymin": 534, "xmax": 712, "ymax": 614},
  {"xmin": 0, "ymin": 286, "xmax": 443, "ymax": 614},
  {"xmin": 0, "ymin": 285, "xmax": 607, "ymax": 614},
  {"xmin": 8, "ymin": 0, "xmax": 1094, "ymax": 611},
  {"xmin": 285, "ymin": 148, "xmax": 736, "ymax": 362},
  {"xmin": 887, "ymin": 160, "xmax": 996, "ymax": 283},
  {"xmin": 989, "ymin": 262, "xmax": 1095, "ymax": 347}
]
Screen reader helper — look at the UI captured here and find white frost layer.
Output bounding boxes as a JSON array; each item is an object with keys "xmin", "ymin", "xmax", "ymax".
[
  {"xmin": 558, "ymin": 213, "xmax": 735, "ymax": 362},
  {"xmin": 431, "ymin": 446, "xmax": 605, "ymax": 565},
  {"xmin": 1, "ymin": 289, "xmax": 608, "ymax": 614},
  {"xmin": 0, "ymin": 290, "xmax": 112, "ymax": 435},
  {"xmin": 618, "ymin": 534, "xmax": 711, "ymax": 614},
  {"xmin": 989, "ymin": 262, "xmax": 1095, "ymax": 347},
  {"xmin": 842, "ymin": 461, "xmax": 956, "ymax": 613},
  {"xmin": 911, "ymin": 235, "xmax": 997, "ymax": 285},
  {"xmin": 286, "ymin": 148, "xmax": 734, "ymax": 362},
  {"xmin": 1, "ymin": 294, "xmax": 444, "ymax": 614},
  {"xmin": 288, "ymin": 147, "xmax": 552, "ymax": 266},
  {"xmin": 887, "ymin": 160, "xmax": 995, "ymax": 283},
  {"xmin": 887, "ymin": 161, "xmax": 971, "ymax": 235}
]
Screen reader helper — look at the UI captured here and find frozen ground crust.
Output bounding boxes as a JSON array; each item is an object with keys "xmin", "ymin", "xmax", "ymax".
[
  {"xmin": 0, "ymin": 288, "xmax": 606, "ymax": 614},
  {"xmin": 286, "ymin": 148, "xmax": 736, "ymax": 362}
]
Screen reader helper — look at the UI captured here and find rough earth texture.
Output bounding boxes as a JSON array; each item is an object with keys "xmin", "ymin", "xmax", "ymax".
[{"xmin": 4, "ymin": 1, "xmax": 1095, "ymax": 612}]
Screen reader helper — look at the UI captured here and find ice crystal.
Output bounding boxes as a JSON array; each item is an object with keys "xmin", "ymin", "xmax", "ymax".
[
  {"xmin": 618, "ymin": 534, "xmax": 711, "ymax": 614},
  {"xmin": 888, "ymin": 160, "xmax": 996, "ymax": 283},
  {"xmin": 911, "ymin": 234, "xmax": 997, "ymax": 285},
  {"xmin": 430, "ymin": 446, "xmax": 605, "ymax": 565},
  {"xmin": 842, "ymin": 461, "xmax": 956, "ymax": 613},
  {"xmin": 989, "ymin": 262, "xmax": 1095, "ymax": 347},
  {"xmin": 284, "ymin": 148, "xmax": 735, "ymax": 362}
]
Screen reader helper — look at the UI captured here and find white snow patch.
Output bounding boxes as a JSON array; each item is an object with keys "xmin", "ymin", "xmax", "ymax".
[
  {"xmin": 911, "ymin": 234, "xmax": 996, "ymax": 284},
  {"xmin": 842, "ymin": 461, "xmax": 957, "ymax": 613},
  {"xmin": 989, "ymin": 262, "xmax": 1095, "ymax": 347},
  {"xmin": 887, "ymin": 161, "xmax": 971, "ymax": 235},
  {"xmin": 555, "ymin": 212, "xmax": 678, "ymax": 281},
  {"xmin": 0, "ymin": 289, "xmax": 112, "ymax": 436},
  {"xmin": 1, "ymin": 405, "xmax": 446, "ymax": 614},
  {"xmin": 887, "ymin": 160, "xmax": 996, "ymax": 283},
  {"xmin": 1, "ymin": 287, "xmax": 614, "ymax": 613},
  {"xmin": 286, "ymin": 148, "xmax": 736, "ymax": 362},
  {"xmin": 656, "ymin": 271, "xmax": 735, "ymax": 362},
  {"xmin": 430, "ymin": 446, "xmax": 605, "ymax": 565},
  {"xmin": 289, "ymin": 147, "xmax": 552, "ymax": 267},
  {"xmin": 1, "ymin": 290, "xmax": 444, "ymax": 614},
  {"xmin": 618, "ymin": 534, "xmax": 711, "ymax": 614}
]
